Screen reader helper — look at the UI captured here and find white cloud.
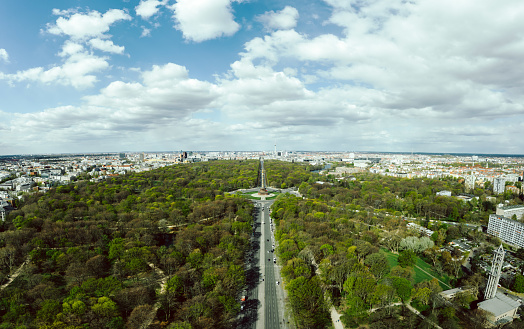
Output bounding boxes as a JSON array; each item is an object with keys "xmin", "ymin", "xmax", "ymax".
[
  {"xmin": 0, "ymin": 49, "xmax": 9, "ymax": 63},
  {"xmin": 59, "ymin": 41, "xmax": 84, "ymax": 57},
  {"xmin": 3, "ymin": 63, "xmax": 222, "ymax": 152},
  {"xmin": 136, "ymin": 0, "xmax": 167, "ymax": 19},
  {"xmin": 2, "ymin": 8, "xmax": 132, "ymax": 89},
  {"xmin": 1, "ymin": 43, "xmax": 109, "ymax": 89},
  {"xmin": 88, "ymin": 38, "xmax": 125, "ymax": 54},
  {"xmin": 170, "ymin": 0, "xmax": 240, "ymax": 42},
  {"xmin": 47, "ymin": 8, "xmax": 131, "ymax": 40},
  {"xmin": 140, "ymin": 27, "xmax": 152, "ymax": 37},
  {"xmin": 256, "ymin": 6, "xmax": 299, "ymax": 30}
]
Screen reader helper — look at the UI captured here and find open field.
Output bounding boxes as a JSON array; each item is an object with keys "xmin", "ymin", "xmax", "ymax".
[{"xmin": 382, "ymin": 249, "xmax": 451, "ymax": 289}]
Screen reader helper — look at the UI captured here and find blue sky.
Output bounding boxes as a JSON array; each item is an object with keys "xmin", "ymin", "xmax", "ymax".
[{"xmin": 1, "ymin": 0, "xmax": 524, "ymax": 155}]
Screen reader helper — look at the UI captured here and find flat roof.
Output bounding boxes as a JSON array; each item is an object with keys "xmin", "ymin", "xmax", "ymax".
[
  {"xmin": 478, "ymin": 292, "xmax": 520, "ymax": 317},
  {"xmin": 440, "ymin": 287, "xmax": 462, "ymax": 297},
  {"xmin": 499, "ymin": 205, "xmax": 524, "ymax": 210}
]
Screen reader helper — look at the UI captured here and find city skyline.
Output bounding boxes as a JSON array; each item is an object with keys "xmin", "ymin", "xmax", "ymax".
[{"xmin": 2, "ymin": 0, "xmax": 524, "ymax": 155}]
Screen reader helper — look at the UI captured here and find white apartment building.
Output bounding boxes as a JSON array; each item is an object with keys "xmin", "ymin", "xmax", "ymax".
[
  {"xmin": 465, "ymin": 175, "xmax": 476, "ymax": 191},
  {"xmin": 493, "ymin": 177, "xmax": 507, "ymax": 194},
  {"xmin": 487, "ymin": 214, "xmax": 524, "ymax": 248},
  {"xmin": 496, "ymin": 205, "xmax": 524, "ymax": 221}
]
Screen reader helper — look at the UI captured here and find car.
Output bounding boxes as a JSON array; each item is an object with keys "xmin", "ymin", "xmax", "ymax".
[{"xmin": 276, "ymin": 281, "xmax": 279, "ymax": 285}]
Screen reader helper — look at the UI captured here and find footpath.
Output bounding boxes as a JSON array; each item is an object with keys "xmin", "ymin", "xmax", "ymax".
[{"xmin": 0, "ymin": 255, "xmax": 31, "ymax": 291}]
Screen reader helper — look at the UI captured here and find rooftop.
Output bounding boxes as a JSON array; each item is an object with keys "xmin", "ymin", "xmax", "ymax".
[
  {"xmin": 498, "ymin": 205, "xmax": 524, "ymax": 210},
  {"xmin": 478, "ymin": 292, "xmax": 520, "ymax": 318}
]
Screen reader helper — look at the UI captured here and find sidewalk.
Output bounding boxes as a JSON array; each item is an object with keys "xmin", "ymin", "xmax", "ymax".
[{"xmin": 330, "ymin": 307, "xmax": 344, "ymax": 329}]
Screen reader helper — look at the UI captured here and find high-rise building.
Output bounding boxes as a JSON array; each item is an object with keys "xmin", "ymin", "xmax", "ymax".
[
  {"xmin": 487, "ymin": 214, "xmax": 524, "ymax": 248},
  {"xmin": 493, "ymin": 177, "xmax": 506, "ymax": 194},
  {"xmin": 496, "ymin": 205, "xmax": 524, "ymax": 221},
  {"xmin": 465, "ymin": 175, "xmax": 476, "ymax": 191}
]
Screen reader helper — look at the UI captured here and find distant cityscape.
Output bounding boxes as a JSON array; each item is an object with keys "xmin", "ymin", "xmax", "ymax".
[{"xmin": 1, "ymin": 150, "xmax": 524, "ymax": 222}]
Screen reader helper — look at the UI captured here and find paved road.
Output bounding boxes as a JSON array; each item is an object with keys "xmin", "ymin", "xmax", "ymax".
[
  {"xmin": 236, "ymin": 188, "xmax": 290, "ymax": 328},
  {"xmin": 259, "ymin": 200, "xmax": 281, "ymax": 329},
  {"xmin": 237, "ymin": 199, "xmax": 282, "ymax": 329}
]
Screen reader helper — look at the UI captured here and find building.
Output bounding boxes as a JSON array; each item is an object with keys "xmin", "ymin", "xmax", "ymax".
[
  {"xmin": 478, "ymin": 245, "xmax": 520, "ymax": 326},
  {"xmin": 406, "ymin": 222, "xmax": 434, "ymax": 237},
  {"xmin": 478, "ymin": 293, "xmax": 520, "ymax": 326},
  {"xmin": 493, "ymin": 177, "xmax": 506, "ymax": 194},
  {"xmin": 436, "ymin": 190, "xmax": 452, "ymax": 197},
  {"xmin": 487, "ymin": 214, "xmax": 524, "ymax": 248},
  {"xmin": 439, "ymin": 287, "xmax": 475, "ymax": 300},
  {"xmin": 465, "ymin": 175, "xmax": 476, "ymax": 191},
  {"xmin": 496, "ymin": 205, "xmax": 524, "ymax": 221},
  {"xmin": 506, "ymin": 185, "xmax": 520, "ymax": 194}
]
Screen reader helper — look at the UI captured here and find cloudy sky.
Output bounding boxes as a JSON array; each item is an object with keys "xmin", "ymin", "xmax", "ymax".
[{"xmin": 1, "ymin": 0, "xmax": 524, "ymax": 155}]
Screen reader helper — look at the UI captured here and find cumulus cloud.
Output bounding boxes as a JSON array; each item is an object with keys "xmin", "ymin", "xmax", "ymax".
[
  {"xmin": 88, "ymin": 38, "xmax": 125, "ymax": 54},
  {"xmin": 47, "ymin": 8, "xmax": 131, "ymax": 40},
  {"xmin": 5, "ymin": 0, "xmax": 524, "ymax": 153},
  {"xmin": 136, "ymin": 0, "xmax": 168, "ymax": 19},
  {"xmin": 170, "ymin": 0, "xmax": 240, "ymax": 42},
  {"xmin": 0, "ymin": 49, "xmax": 8, "ymax": 63},
  {"xmin": 1, "ymin": 8, "xmax": 132, "ymax": 89},
  {"xmin": 3, "ymin": 63, "xmax": 222, "ymax": 151},
  {"xmin": 256, "ymin": 6, "xmax": 299, "ymax": 30},
  {"xmin": 140, "ymin": 27, "xmax": 152, "ymax": 37},
  {"xmin": 1, "ymin": 42, "xmax": 108, "ymax": 89}
]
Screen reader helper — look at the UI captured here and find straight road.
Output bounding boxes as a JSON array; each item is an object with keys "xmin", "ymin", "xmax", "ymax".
[
  {"xmin": 261, "ymin": 200, "xmax": 281, "ymax": 329},
  {"xmin": 238, "ymin": 197, "xmax": 286, "ymax": 329}
]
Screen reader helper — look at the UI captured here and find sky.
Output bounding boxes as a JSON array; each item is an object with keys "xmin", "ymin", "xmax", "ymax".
[{"xmin": 1, "ymin": 0, "xmax": 524, "ymax": 155}]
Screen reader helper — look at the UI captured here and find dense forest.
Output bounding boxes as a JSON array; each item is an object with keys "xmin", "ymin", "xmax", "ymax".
[
  {"xmin": 2, "ymin": 159, "xmax": 522, "ymax": 328},
  {"xmin": 0, "ymin": 160, "xmax": 313, "ymax": 329},
  {"xmin": 271, "ymin": 172, "xmax": 523, "ymax": 328}
]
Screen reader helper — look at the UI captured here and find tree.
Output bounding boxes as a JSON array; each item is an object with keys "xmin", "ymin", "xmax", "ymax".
[
  {"xmin": 36, "ymin": 299, "xmax": 62, "ymax": 325},
  {"xmin": 287, "ymin": 276, "xmax": 331, "ymax": 328},
  {"xmin": 85, "ymin": 255, "xmax": 110, "ymax": 278},
  {"xmin": 365, "ymin": 253, "xmax": 390, "ymax": 279},
  {"xmin": 383, "ymin": 232, "xmax": 402, "ymax": 253},
  {"xmin": 0, "ymin": 246, "xmax": 17, "ymax": 273},
  {"xmin": 411, "ymin": 287, "xmax": 431, "ymax": 306},
  {"xmin": 398, "ymin": 250, "xmax": 416, "ymax": 268},
  {"xmin": 127, "ymin": 304, "xmax": 154, "ymax": 329},
  {"xmin": 91, "ymin": 297, "xmax": 119, "ymax": 318},
  {"xmin": 392, "ymin": 277, "xmax": 412, "ymax": 302},
  {"xmin": 371, "ymin": 284, "xmax": 396, "ymax": 308},
  {"xmin": 160, "ymin": 275, "xmax": 184, "ymax": 321},
  {"xmin": 424, "ymin": 246, "xmax": 440, "ymax": 267},
  {"xmin": 513, "ymin": 274, "xmax": 524, "ymax": 293},
  {"xmin": 390, "ymin": 265, "xmax": 415, "ymax": 283},
  {"xmin": 454, "ymin": 290, "xmax": 476, "ymax": 309}
]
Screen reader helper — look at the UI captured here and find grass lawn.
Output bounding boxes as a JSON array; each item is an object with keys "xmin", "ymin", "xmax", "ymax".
[
  {"xmin": 382, "ymin": 249, "xmax": 451, "ymax": 289},
  {"xmin": 239, "ymin": 191, "xmax": 280, "ymax": 200}
]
